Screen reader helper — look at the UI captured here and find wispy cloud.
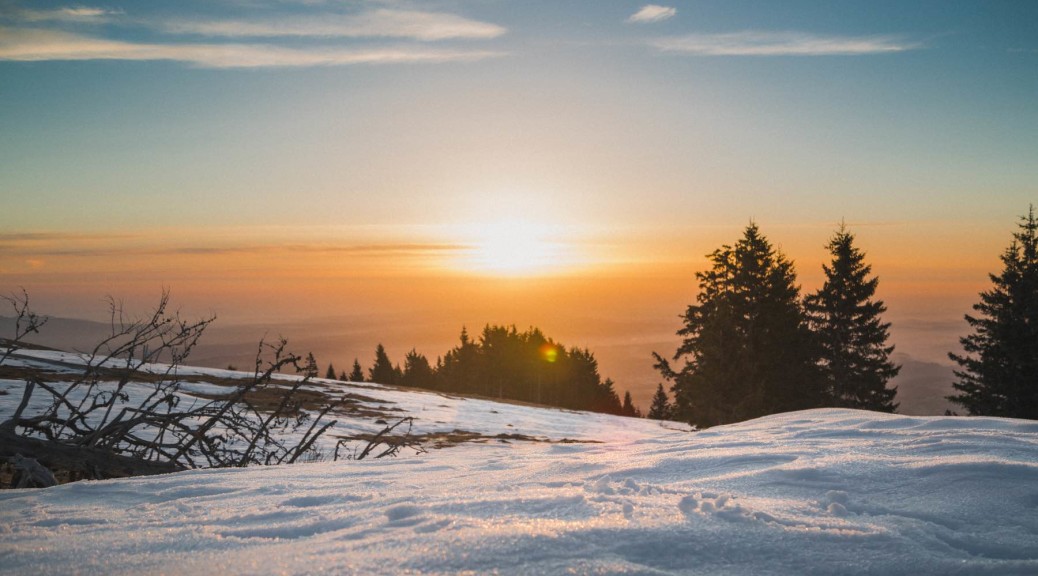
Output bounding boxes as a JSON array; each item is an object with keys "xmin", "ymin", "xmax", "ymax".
[
  {"xmin": 168, "ymin": 243, "xmax": 468, "ymax": 257},
  {"xmin": 3, "ymin": 240, "xmax": 469, "ymax": 258},
  {"xmin": 160, "ymin": 9, "xmax": 506, "ymax": 41},
  {"xmin": 0, "ymin": 4, "xmax": 506, "ymax": 67},
  {"xmin": 15, "ymin": 5, "xmax": 121, "ymax": 24},
  {"xmin": 628, "ymin": 5, "xmax": 676, "ymax": 24},
  {"xmin": 0, "ymin": 27, "xmax": 504, "ymax": 67},
  {"xmin": 652, "ymin": 31, "xmax": 920, "ymax": 56},
  {"xmin": 0, "ymin": 231, "xmax": 138, "ymax": 242}
]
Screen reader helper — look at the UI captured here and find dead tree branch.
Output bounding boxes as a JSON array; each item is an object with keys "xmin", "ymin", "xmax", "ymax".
[{"xmin": 1, "ymin": 291, "xmax": 402, "ymax": 487}]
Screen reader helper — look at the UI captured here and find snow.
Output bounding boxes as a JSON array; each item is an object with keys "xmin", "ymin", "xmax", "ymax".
[{"xmin": 2, "ymin": 351, "xmax": 1038, "ymax": 574}]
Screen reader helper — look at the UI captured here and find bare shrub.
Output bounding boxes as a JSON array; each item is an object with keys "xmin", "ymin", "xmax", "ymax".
[{"xmin": 0, "ymin": 290, "xmax": 422, "ymax": 486}]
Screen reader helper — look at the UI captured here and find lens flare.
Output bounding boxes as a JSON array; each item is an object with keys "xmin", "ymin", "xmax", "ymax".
[{"xmin": 539, "ymin": 343, "xmax": 558, "ymax": 363}]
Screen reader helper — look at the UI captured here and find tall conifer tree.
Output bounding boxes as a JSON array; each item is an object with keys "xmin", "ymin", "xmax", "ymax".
[
  {"xmin": 805, "ymin": 225, "xmax": 899, "ymax": 411},
  {"xmin": 621, "ymin": 391, "xmax": 640, "ymax": 417},
  {"xmin": 401, "ymin": 348, "xmax": 435, "ymax": 389},
  {"xmin": 647, "ymin": 383, "xmax": 671, "ymax": 420},
  {"xmin": 949, "ymin": 207, "xmax": 1038, "ymax": 418},
  {"xmin": 655, "ymin": 223, "xmax": 822, "ymax": 427},
  {"xmin": 368, "ymin": 344, "xmax": 398, "ymax": 385},
  {"xmin": 348, "ymin": 359, "xmax": 364, "ymax": 382}
]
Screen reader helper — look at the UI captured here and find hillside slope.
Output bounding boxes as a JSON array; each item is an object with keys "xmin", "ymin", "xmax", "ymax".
[{"xmin": 2, "ymin": 352, "xmax": 1037, "ymax": 574}]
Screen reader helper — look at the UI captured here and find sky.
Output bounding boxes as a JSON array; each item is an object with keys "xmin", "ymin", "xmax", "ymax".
[{"xmin": 1, "ymin": 0, "xmax": 1036, "ymax": 406}]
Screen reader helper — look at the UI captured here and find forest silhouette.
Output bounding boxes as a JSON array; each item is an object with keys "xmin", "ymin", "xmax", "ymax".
[{"xmin": 335, "ymin": 211, "xmax": 1038, "ymax": 427}]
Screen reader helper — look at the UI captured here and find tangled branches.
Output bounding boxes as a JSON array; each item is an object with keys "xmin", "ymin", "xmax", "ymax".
[
  {"xmin": 1, "ymin": 291, "xmax": 421, "ymax": 487},
  {"xmin": 334, "ymin": 417, "xmax": 426, "ymax": 461}
]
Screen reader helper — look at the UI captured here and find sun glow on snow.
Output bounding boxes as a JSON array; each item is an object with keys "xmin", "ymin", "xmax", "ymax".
[{"xmin": 459, "ymin": 220, "xmax": 574, "ymax": 275}]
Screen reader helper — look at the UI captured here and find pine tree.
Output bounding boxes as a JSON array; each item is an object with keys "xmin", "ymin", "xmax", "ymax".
[
  {"xmin": 647, "ymin": 383, "xmax": 671, "ymax": 420},
  {"xmin": 401, "ymin": 348, "xmax": 435, "ymax": 389},
  {"xmin": 949, "ymin": 207, "xmax": 1038, "ymax": 418},
  {"xmin": 324, "ymin": 363, "xmax": 337, "ymax": 381},
  {"xmin": 621, "ymin": 391, "xmax": 641, "ymax": 417},
  {"xmin": 348, "ymin": 359, "xmax": 364, "ymax": 382},
  {"xmin": 438, "ymin": 327, "xmax": 482, "ymax": 395},
  {"xmin": 805, "ymin": 225, "xmax": 900, "ymax": 411},
  {"xmin": 598, "ymin": 378, "xmax": 624, "ymax": 415},
  {"xmin": 655, "ymin": 223, "xmax": 823, "ymax": 427},
  {"xmin": 303, "ymin": 353, "xmax": 318, "ymax": 378},
  {"xmin": 368, "ymin": 344, "xmax": 398, "ymax": 385}
]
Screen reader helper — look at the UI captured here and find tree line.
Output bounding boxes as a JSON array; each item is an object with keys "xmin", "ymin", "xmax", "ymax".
[
  {"xmin": 323, "ymin": 325, "xmax": 641, "ymax": 417},
  {"xmin": 652, "ymin": 207, "xmax": 1038, "ymax": 428},
  {"xmin": 323, "ymin": 219, "xmax": 903, "ymax": 424},
  {"xmin": 322, "ymin": 208, "xmax": 1038, "ymax": 427},
  {"xmin": 652, "ymin": 222, "xmax": 900, "ymax": 427},
  {"xmin": 316, "ymin": 207, "xmax": 1038, "ymax": 426}
]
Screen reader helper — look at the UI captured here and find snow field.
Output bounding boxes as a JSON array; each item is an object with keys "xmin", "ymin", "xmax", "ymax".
[{"xmin": 2, "ymin": 350, "xmax": 1038, "ymax": 574}]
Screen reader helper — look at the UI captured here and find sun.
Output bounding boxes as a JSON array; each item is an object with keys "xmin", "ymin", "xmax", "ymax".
[{"xmin": 460, "ymin": 220, "xmax": 570, "ymax": 275}]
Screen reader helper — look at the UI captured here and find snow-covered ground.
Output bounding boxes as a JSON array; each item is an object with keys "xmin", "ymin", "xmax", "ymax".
[{"xmin": 2, "ymin": 351, "xmax": 1038, "ymax": 574}]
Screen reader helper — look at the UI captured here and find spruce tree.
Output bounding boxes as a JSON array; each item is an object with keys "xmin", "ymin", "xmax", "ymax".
[
  {"xmin": 655, "ymin": 223, "xmax": 822, "ymax": 427},
  {"xmin": 805, "ymin": 225, "xmax": 899, "ymax": 411},
  {"xmin": 368, "ymin": 344, "xmax": 398, "ymax": 385},
  {"xmin": 621, "ymin": 391, "xmax": 640, "ymax": 417},
  {"xmin": 647, "ymin": 383, "xmax": 671, "ymax": 420},
  {"xmin": 598, "ymin": 378, "xmax": 624, "ymax": 415},
  {"xmin": 303, "ymin": 353, "xmax": 318, "ymax": 378},
  {"xmin": 325, "ymin": 363, "xmax": 337, "ymax": 381},
  {"xmin": 348, "ymin": 359, "xmax": 364, "ymax": 382},
  {"xmin": 438, "ymin": 327, "xmax": 482, "ymax": 394},
  {"xmin": 401, "ymin": 348, "xmax": 435, "ymax": 389},
  {"xmin": 949, "ymin": 207, "xmax": 1038, "ymax": 418}
]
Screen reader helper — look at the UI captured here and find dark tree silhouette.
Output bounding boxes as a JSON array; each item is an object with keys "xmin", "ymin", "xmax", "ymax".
[
  {"xmin": 949, "ymin": 207, "xmax": 1038, "ymax": 418},
  {"xmin": 805, "ymin": 225, "xmax": 899, "ymax": 411},
  {"xmin": 621, "ymin": 391, "xmax": 641, "ymax": 417},
  {"xmin": 655, "ymin": 223, "xmax": 823, "ymax": 428},
  {"xmin": 438, "ymin": 327, "xmax": 482, "ymax": 394},
  {"xmin": 432, "ymin": 325, "xmax": 623, "ymax": 414},
  {"xmin": 401, "ymin": 348, "xmax": 436, "ymax": 389},
  {"xmin": 368, "ymin": 344, "xmax": 399, "ymax": 385},
  {"xmin": 348, "ymin": 359, "xmax": 364, "ymax": 382},
  {"xmin": 594, "ymin": 378, "xmax": 624, "ymax": 416},
  {"xmin": 325, "ymin": 363, "xmax": 337, "ymax": 381},
  {"xmin": 647, "ymin": 383, "xmax": 671, "ymax": 420}
]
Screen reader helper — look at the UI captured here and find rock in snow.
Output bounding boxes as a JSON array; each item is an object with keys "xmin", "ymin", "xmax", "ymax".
[{"xmin": 1, "ymin": 356, "xmax": 1038, "ymax": 574}]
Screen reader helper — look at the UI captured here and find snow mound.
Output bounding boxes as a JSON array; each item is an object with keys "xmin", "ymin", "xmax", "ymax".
[{"xmin": 2, "ymin": 352, "xmax": 1037, "ymax": 573}]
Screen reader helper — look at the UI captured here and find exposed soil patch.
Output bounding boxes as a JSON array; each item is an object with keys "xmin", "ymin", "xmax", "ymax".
[
  {"xmin": 335, "ymin": 429, "xmax": 600, "ymax": 450},
  {"xmin": 0, "ymin": 339, "xmax": 58, "ymax": 351},
  {"xmin": 0, "ymin": 365, "xmax": 65, "ymax": 381},
  {"xmin": 188, "ymin": 380, "xmax": 402, "ymax": 420}
]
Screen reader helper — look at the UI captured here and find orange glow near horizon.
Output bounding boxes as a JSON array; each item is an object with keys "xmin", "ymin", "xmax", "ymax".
[{"xmin": 0, "ymin": 216, "xmax": 1013, "ymax": 411}]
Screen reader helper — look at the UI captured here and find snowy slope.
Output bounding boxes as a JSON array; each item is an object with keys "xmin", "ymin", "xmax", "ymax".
[
  {"xmin": 0, "ymin": 347, "xmax": 683, "ymax": 445},
  {"xmin": 2, "ymin": 353, "xmax": 1038, "ymax": 574}
]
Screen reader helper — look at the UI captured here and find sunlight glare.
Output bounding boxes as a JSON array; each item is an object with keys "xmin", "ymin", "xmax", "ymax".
[{"xmin": 461, "ymin": 220, "xmax": 572, "ymax": 275}]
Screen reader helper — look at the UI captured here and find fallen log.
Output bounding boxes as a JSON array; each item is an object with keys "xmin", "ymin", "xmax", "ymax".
[{"xmin": 1, "ymin": 428, "xmax": 184, "ymax": 485}]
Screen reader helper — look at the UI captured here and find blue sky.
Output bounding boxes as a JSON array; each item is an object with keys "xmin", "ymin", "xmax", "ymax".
[{"xmin": 2, "ymin": 1, "xmax": 1035, "ymax": 234}]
